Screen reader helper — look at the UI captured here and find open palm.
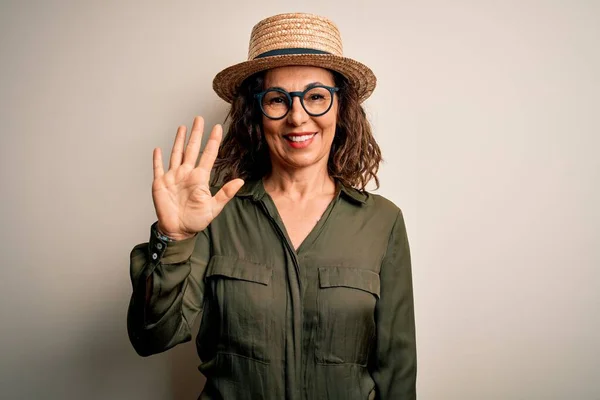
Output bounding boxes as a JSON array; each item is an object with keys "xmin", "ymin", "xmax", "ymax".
[{"xmin": 152, "ymin": 116, "xmax": 244, "ymax": 240}]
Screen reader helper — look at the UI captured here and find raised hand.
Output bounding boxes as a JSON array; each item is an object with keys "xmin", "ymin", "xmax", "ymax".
[{"xmin": 152, "ymin": 116, "xmax": 244, "ymax": 240}]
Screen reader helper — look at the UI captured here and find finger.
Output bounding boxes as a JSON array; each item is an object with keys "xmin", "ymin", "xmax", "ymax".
[
  {"xmin": 183, "ymin": 116, "xmax": 205, "ymax": 167},
  {"xmin": 153, "ymin": 147, "xmax": 164, "ymax": 180},
  {"xmin": 169, "ymin": 125, "xmax": 186, "ymax": 170},
  {"xmin": 212, "ymin": 178, "xmax": 245, "ymax": 213},
  {"xmin": 197, "ymin": 124, "xmax": 223, "ymax": 174}
]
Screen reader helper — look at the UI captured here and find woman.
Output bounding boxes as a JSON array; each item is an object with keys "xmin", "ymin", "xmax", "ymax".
[{"xmin": 127, "ymin": 13, "xmax": 416, "ymax": 400}]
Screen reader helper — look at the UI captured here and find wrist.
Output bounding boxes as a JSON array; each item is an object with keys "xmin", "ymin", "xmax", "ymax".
[
  {"xmin": 162, "ymin": 231, "xmax": 196, "ymax": 241},
  {"xmin": 155, "ymin": 222, "xmax": 195, "ymax": 241}
]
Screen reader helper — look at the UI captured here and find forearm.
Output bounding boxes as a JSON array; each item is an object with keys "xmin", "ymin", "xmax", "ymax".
[{"xmin": 127, "ymin": 222, "xmax": 201, "ymax": 356}]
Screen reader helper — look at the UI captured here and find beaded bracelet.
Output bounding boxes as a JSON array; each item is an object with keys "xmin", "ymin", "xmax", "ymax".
[{"xmin": 152, "ymin": 221, "xmax": 174, "ymax": 242}]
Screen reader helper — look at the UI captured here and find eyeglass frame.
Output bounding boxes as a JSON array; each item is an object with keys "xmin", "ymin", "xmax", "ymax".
[{"xmin": 253, "ymin": 85, "xmax": 340, "ymax": 120}]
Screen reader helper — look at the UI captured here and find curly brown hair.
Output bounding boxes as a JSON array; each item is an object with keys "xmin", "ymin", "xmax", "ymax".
[{"xmin": 211, "ymin": 70, "xmax": 382, "ymax": 190}]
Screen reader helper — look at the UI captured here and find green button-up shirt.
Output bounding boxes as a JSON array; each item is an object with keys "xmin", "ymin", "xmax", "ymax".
[{"xmin": 127, "ymin": 179, "xmax": 416, "ymax": 399}]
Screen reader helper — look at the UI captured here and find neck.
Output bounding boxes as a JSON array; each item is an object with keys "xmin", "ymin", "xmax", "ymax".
[{"xmin": 263, "ymin": 164, "xmax": 336, "ymax": 201}]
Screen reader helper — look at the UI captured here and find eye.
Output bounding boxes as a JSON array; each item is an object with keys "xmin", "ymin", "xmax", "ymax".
[
  {"xmin": 269, "ymin": 96, "xmax": 286, "ymax": 104},
  {"xmin": 305, "ymin": 87, "xmax": 330, "ymax": 102},
  {"xmin": 263, "ymin": 91, "xmax": 288, "ymax": 106}
]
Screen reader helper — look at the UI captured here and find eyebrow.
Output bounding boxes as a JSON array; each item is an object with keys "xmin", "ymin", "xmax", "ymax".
[{"xmin": 266, "ymin": 81, "xmax": 327, "ymax": 91}]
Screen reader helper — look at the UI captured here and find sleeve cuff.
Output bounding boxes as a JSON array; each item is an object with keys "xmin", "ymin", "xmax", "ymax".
[{"xmin": 149, "ymin": 221, "xmax": 198, "ymax": 265}]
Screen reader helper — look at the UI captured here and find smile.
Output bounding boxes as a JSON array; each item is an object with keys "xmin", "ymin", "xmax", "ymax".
[
  {"xmin": 284, "ymin": 133, "xmax": 317, "ymax": 142},
  {"xmin": 282, "ymin": 132, "xmax": 317, "ymax": 149}
]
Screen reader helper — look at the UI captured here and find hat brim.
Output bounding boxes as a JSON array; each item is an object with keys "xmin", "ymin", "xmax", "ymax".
[{"xmin": 212, "ymin": 54, "xmax": 376, "ymax": 103}]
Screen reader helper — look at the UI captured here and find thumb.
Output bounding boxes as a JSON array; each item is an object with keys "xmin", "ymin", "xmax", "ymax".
[{"xmin": 212, "ymin": 178, "xmax": 245, "ymax": 213}]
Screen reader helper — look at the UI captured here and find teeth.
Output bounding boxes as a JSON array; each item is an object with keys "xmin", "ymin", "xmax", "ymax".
[{"xmin": 288, "ymin": 134, "xmax": 314, "ymax": 142}]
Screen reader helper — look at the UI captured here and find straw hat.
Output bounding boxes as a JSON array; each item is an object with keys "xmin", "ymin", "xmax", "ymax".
[{"xmin": 212, "ymin": 13, "xmax": 376, "ymax": 103}]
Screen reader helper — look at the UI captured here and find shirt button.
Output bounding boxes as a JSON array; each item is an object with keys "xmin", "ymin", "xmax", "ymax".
[
  {"xmin": 151, "ymin": 253, "xmax": 158, "ymax": 260},
  {"xmin": 156, "ymin": 243, "xmax": 163, "ymax": 250}
]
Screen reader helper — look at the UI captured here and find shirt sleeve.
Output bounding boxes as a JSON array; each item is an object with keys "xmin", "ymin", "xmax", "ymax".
[
  {"xmin": 126, "ymin": 221, "xmax": 210, "ymax": 357},
  {"xmin": 370, "ymin": 209, "xmax": 417, "ymax": 399}
]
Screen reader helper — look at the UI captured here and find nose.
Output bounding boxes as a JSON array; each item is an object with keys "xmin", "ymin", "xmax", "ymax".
[{"xmin": 287, "ymin": 96, "xmax": 309, "ymax": 126}]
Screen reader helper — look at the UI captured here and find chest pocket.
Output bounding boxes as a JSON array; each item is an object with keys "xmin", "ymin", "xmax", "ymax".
[
  {"xmin": 205, "ymin": 255, "xmax": 273, "ymax": 363},
  {"xmin": 315, "ymin": 266, "xmax": 380, "ymax": 366}
]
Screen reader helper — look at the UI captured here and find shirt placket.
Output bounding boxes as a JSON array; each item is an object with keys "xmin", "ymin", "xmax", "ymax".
[{"xmin": 258, "ymin": 197, "xmax": 304, "ymax": 400}]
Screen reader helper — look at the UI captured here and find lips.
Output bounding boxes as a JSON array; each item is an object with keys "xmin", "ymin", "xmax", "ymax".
[
  {"xmin": 283, "ymin": 132, "xmax": 317, "ymax": 141},
  {"xmin": 283, "ymin": 132, "xmax": 317, "ymax": 149},
  {"xmin": 285, "ymin": 133, "xmax": 316, "ymax": 142}
]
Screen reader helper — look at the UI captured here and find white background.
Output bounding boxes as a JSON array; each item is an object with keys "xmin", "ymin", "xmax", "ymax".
[{"xmin": 1, "ymin": 1, "xmax": 598, "ymax": 399}]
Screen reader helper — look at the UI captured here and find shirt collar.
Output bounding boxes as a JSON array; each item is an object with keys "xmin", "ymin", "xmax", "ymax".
[
  {"xmin": 338, "ymin": 182, "xmax": 368, "ymax": 205},
  {"xmin": 235, "ymin": 179, "xmax": 266, "ymax": 201},
  {"xmin": 235, "ymin": 178, "xmax": 368, "ymax": 205}
]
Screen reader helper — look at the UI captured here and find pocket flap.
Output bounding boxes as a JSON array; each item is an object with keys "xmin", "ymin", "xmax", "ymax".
[
  {"xmin": 318, "ymin": 267, "xmax": 380, "ymax": 298},
  {"xmin": 206, "ymin": 255, "xmax": 272, "ymax": 285}
]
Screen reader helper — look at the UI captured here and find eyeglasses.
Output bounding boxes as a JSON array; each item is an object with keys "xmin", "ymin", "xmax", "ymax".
[{"xmin": 254, "ymin": 85, "xmax": 339, "ymax": 120}]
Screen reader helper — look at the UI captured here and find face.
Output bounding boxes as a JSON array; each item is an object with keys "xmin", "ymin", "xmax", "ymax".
[{"xmin": 261, "ymin": 66, "xmax": 338, "ymax": 173}]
